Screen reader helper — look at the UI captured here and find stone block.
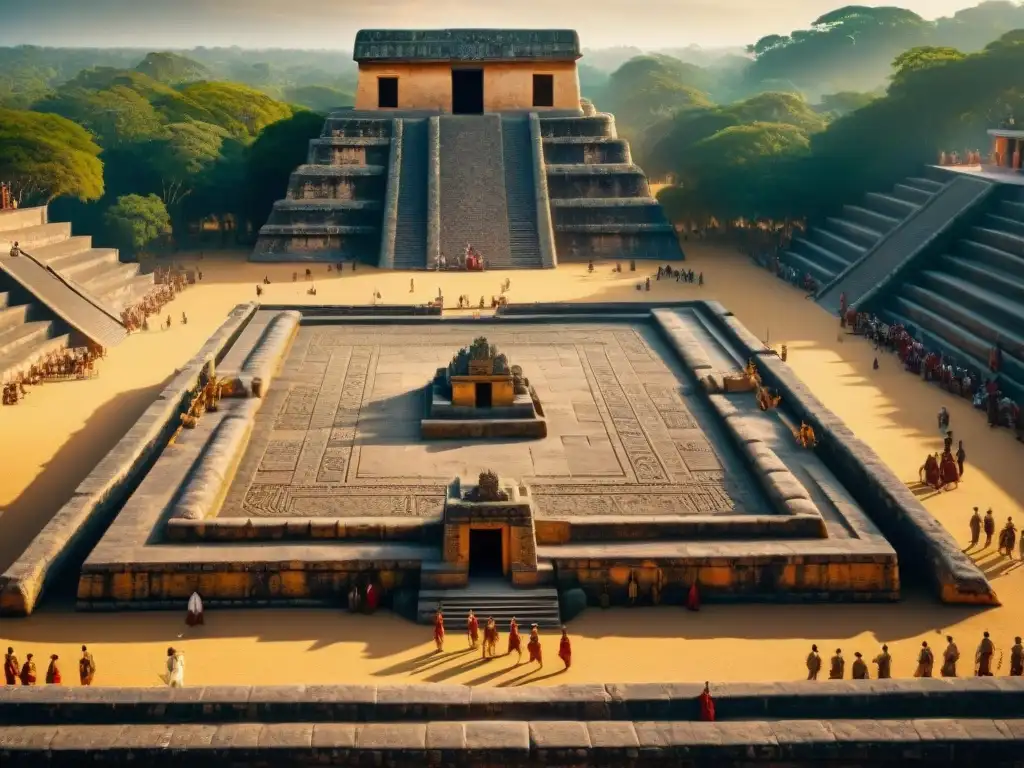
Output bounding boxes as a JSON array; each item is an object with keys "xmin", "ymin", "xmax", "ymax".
[{"xmin": 354, "ymin": 722, "xmax": 427, "ymax": 750}]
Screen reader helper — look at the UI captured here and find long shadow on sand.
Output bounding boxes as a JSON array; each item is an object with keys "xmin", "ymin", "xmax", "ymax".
[{"xmin": 0, "ymin": 378, "xmax": 171, "ymax": 575}]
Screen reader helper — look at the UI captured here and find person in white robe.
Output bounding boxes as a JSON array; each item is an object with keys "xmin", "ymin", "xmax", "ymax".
[{"xmin": 186, "ymin": 592, "xmax": 204, "ymax": 626}]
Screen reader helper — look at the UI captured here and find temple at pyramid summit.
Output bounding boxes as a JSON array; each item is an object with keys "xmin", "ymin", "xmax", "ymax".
[{"xmin": 252, "ymin": 29, "xmax": 683, "ymax": 267}]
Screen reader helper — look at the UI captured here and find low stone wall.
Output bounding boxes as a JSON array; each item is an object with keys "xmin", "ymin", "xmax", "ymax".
[
  {"xmin": 376, "ymin": 118, "xmax": 402, "ymax": 269},
  {"xmin": 1, "ymin": 680, "xmax": 1019, "ymax": 724},
  {"xmin": 226, "ymin": 310, "xmax": 301, "ymax": 396},
  {"xmin": 528, "ymin": 113, "xmax": 557, "ymax": 269},
  {"xmin": 0, "ymin": 719, "xmax": 1020, "ymax": 767},
  {"xmin": 705, "ymin": 308, "xmax": 997, "ymax": 605},
  {"xmin": 0, "ymin": 303, "xmax": 258, "ymax": 617},
  {"xmin": 535, "ymin": 514, "xmax": 827, "ymax": 544},
  {"xmin": 425, "ymin": 116, "xmax": 441, "ymax": 269},
  {"xmin": 166, "ymin": 517, "xmax": 441, "ymax": 543},
  {"xmin": 259, "ymin": 304, "xmax": 442, "ymax": 317}
]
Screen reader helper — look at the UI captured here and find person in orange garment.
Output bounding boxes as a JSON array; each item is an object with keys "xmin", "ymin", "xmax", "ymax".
[
  {"xmin": 558, "ymin": 627, "xmax": 572, "ymax": 670},
  {"xmin": 45, "ymin": 655, "xmax": 62, "ymax": 685},
  {"xmin": 507, "ymin": 618, "xmax": 523, "ymax": 664},
  {"xmin": 527, "ymin": 624, "xmax": 543, "ymax": 668},
  {"xmin": 433, "ymin": 609, "xmax": 445, "ymax": 653},
  {"xmin": 686, "ymin": 582, "xmax": 700, "ymax": 612},
  {"xmin": 20, "ymin": 653, "xmax": 37, "ymax": 685},
  {"xmin": 698, "ymin": 682, "xmax": 716, "ymax": 722},
  {"xmin": 466, "ymin": 610, "xmax": 480, "ymax": 649},
  {"xmin": 4, "ymin": 647, "xmax": 19, "ymax": 686},
  {"xmin": 938, "ymin": 450, "xmax": 960, "ymax": 490}
]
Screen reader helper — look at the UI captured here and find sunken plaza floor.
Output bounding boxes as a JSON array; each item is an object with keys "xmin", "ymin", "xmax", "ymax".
[{"xmin": 4, "ymin": 298, "xmax": 998, "ymax": 619}]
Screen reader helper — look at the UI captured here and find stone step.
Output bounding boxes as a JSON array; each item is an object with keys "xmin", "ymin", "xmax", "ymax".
[
  {"xmin": 538, "ymin": 114, "xmax": 616, "ymax": 139},
  {"xmin": 970, "ymin": 226, "xmax": 1024, "ymax": 258},
  {"xmin": 417, "ymin": 584, "xmax": 562, "ymax": 628},
  {"xmin": 806, "ymin": 228, "xmax": 864, "ymax": 263},
  {"xmin": 824, "ymin": 217, "xmax": 882, "ymax": 248},
  {"xmin": 998, "ymin": 199, "xmax": 1024, "ymax": 224},
  {"xmin": 50, "ymin": 247, "xmax": 120, "ymax": 277},
  {"xmin": 0, "ymin": 318, "xmax": 51, "ymax": 358},
  {"xmin": 0, "ymin": 221, "xmax": 72, "ymax": 251},
  {"xmin": 863, "ymin": 192, "xmax": 918, "ymax": 219},
  {"xmin": 779, "ymin": 249, "xmax": 836, "ymax": 287},
  {"xmin": 81, "ymin": 262, "xmax": 140, "ymax": 296},
  {"xmin": 891, "ymin": 183, "xmax": 932, "ymax": 205},
  {"xmin": 939, "ymin": 254, "xmax": 1024, "ymax": 306},
  {"xmin": 0, "ymin": 329, "xmax": 68, "ymax": 382},
  {"xmin": 0, "ymin": 206, "xmax": 47, "ymax": 234},
  {"xmin": 0, "ymin": 303, "xmax": 31, "ymax": 334},
  {"xmin": 26, "ymin": 235, "xmax": 93, "ymax": 266},
  {"xmin": 917, "ymin": 270, "xmax": 1024, "ymax": 338},
  {"xmin": 984, "ymin": 213, "xmax": 1024, "ymax": 239},
  {"xmin": 904, "ymin": 176, "xmax": 946, "ymax": 193},
  {"xmin": 842, "ymin": 204, "xmax": 899, "ymax": 234},
  {"xmin": 392, "ymin": 118, "xmax": 429, "ymax": 270},
  {"xmin": 104, "ymin": 274, "xmax": 156, "ymax": 313},
  {"xmin": 957, "ymin": 238, "xmax": 1024, "ymax": 275}
]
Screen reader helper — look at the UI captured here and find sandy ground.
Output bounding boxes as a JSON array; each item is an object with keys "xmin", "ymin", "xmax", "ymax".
[{"xmin": 1, "ymin": 243, "xmax": 1021, "ymax": 687}]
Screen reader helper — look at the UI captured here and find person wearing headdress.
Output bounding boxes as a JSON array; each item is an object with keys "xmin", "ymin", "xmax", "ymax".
[
  {"xmin": 467, "ymin": 610, "xmax": 480, "ymax": 649},
  {"xmin": 4, "ymin": 647, "xmax": 19, "ymax": 685},
  {"xmin": 872, "ymin": 645, "xmax": 892, "ymax": 679},
  {"xmin": 914, "ymin": 641, "xmax": 934, "ymax": 677},
  {"xmin": 998, "ymin": 517, "xmax": 1017, "ymax": 557},
  {"xmin": 975, "ymin": 632, "xmax": 995, "ymax": 676},
  {"xmin": 79, "ymin": 646, "xmax": 96, "ymax": 686},
  {"xmin": 558, "ymin": 627, "xmax": 572, "ymax": 670},
  {"xmin": 527, "ymin": 624, "xmax": 543, "ymax": 668},
  {"xmin": 19, "ymin": 653, "xmax": 37, "ymax": 685},
  {"xmin": 969, "ymin": 508, "xmax": 982, "ymax": 547},
  {"xmin": 186, "ymin": 592, "xmax": 204, "ymax": 626},
  {"xmin": 851, "ymin": 652, "xmax": 868, "ymax": 679},
  {"xmin": 433, "ymin": 609, "xmax": 445, "ymax": 652},
  {"xmin": 45, "ymin": 655, "xmax": 62, "ymax": 685},
  {"xmin": 941, "ymin": 636, "xmax": 960, "ymax": 677},
  {"xmin": 507, "ymin": 618, "xmax": 522, "ymax": 663}
]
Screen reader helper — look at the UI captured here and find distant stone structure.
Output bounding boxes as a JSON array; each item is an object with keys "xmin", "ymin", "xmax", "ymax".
[
  {"xmin": 252, "ymin": 28, "xmax": 682, "ymax": 267},
  {"xmin": 422, "ymin": 336, "xmax": 546, "ymax": 438}
]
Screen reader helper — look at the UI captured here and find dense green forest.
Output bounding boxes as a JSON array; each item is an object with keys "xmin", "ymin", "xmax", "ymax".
[{"xmin": 0, "ymin": 2, "xmax": 1022, "ymax": 255}]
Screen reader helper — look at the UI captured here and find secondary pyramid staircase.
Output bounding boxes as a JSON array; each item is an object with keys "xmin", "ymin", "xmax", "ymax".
[
  {"xmin": 780, "ymin": 175, "xmax": 944, "ymax": 289},
  {"xmin": 873, "ymin": 185, "xmax": 1024, "ymax": 404},
  {"xmin": 417, "ymin": 580, "xmax": 562, "ymax": 629}
]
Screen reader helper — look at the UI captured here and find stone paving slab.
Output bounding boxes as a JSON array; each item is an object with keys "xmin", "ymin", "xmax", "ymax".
[{"xmin": 0, "ymin": 719, "xmax": 1019, "ymax": 766}]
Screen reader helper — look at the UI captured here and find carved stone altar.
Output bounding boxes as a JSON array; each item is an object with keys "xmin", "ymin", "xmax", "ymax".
[{"xmin": 421, "ymin": 336, "xmax": 547, "ymax": 438}]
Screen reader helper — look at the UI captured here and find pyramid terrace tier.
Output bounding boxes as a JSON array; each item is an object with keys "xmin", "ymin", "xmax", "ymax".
[
  {"xmin": 286, "ymin": 164, "xmax": 387, "ymax": 201},
  {"xmin": 264, "ymin": 200, "xmax": 383, "ymax": 229},
  {"xmin": 307, "ymin": 136, "xmax": 392, "ymax": 166},
  {"xmin": 543, "ymin": 135, "xmax": 631, "ymax": 165},
  {"xmin": 546, "ymin": 164, "xmax": 652, "ymax": 199},
  {"xmin": 322, "ymin": 116, "xmax": 396, "ymax": 138},
  {"xmin": 538, "ymin": 114, "xmax": 617, "ymax": 138},
  {"xmin": 552, "ymin": 197, "xmax": 673, "ymax": 226}
]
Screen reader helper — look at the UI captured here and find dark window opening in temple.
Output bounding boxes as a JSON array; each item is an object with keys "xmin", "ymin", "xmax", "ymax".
[
  {"xmin": 475, "ymin": 381, "xmax": 493, "ymax": 407},
  {"xmin": 378, "ymin": 77, "xmax": 398, "ymax": 109},
  {"xmin": 533, "ymin": 74, "xmax": 554, "ymax": 107},
  {"xmin": 452, "ymin": 68, "xmax": 484, "ymax": 114},
  {"xmin": 469, "ymin": 529, "xmax": 503, "ymax": 577}
]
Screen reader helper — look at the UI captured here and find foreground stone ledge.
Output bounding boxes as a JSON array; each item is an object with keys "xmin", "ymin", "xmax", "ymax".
[
  {"xmin": 0, "ymin": 719, "xmax": 1019, "ymax": 766},
  {"xmin": 0, "ymin": 303, "xmax": 259, "ymax": 617},
  {"xmin": 1, "ymin": 680, "xmax": 1021, "ymax": 725}
]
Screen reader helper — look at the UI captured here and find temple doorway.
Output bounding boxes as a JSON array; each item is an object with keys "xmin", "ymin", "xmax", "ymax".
[
  {"xmin": 452, "ymin": 69, "xmax": 484, "ymax": 114},
  {"xmin": 468, "ymin": 528, "xmax": 503, "ymax": 577},
  {"xmin": 475, "ymin": 382, "xmax": 492, "ymax": 407}
]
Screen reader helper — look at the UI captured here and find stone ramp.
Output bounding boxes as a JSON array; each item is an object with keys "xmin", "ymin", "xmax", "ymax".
[
  {"xmin": 438, "ymin": 115, "xmax": 513, "ymax": 268},
  {"xmin": 392, "ymin": 118, "xmax": 429, "ymax": 269},
  {"xmin": 817, "ymin": 174, "xmax": 995, "ymax": 312},
  {"xmin": 0, "ymin": 251, "xmax": 127, "ymax": 349},
  {"xmin": 500, "ymin": 114, "xmax": 544, "ymax": 268}
]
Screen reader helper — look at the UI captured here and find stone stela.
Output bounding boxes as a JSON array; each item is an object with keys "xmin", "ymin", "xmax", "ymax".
[{"xmin": 422, "ymin": 336, "xmax": 546, "ymax": 438}]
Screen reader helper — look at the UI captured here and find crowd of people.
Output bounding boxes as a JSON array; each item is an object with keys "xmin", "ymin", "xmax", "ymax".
[
  {"xmin": 119, "ymin": 267, "xmax": 192, "ymax": 333},
  {"xmin": 968, "ymin": 507, "xmax": 1022, "ymax": 561},
  {"xmin": 4, "ymin": 646, "xmax": 96, "ymax": 686},
  {"xmin": 432, "ymin": 609, "xmax": 573, "ymax": 672},
  {"xmin": 843, "ymin": 304, "xmax": 1022, "ymax": 441},
  {"xmin": 806, "ymin": 633, "xmax": 1022, "ymax": 680},
  {"xmin": 937, "ymin": 149, "xmax": 984, "ymax": 167},
  {"xmin": 2, "ymin": 346, "xmax": 102, "ymax": 406}
]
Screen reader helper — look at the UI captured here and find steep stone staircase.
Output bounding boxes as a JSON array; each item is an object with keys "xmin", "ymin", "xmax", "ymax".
[
  {"xmin": 500, "ymin": 115, "xmax": 544, "ymax": 269},
  {"xmin": 781, "ymin": 176, "xmax": 945, "ymax": 290},
  {"xmin": 417, "ymin": 580, "xmax": 562, "ymax": 629},
  {"xmin": 438, "ymin": 115, "xmax": 513, "ymax": 268},
  {"xmin": 0, "ymin": 283, "xmax": 70, "ymax": 382},
  {"xmin": 874, "ymin": 186, "xmax": 1024, "ymax": 404},
  {"xmin": 392, "ymin": 118, "xmax": 429, "ymax": 269}
]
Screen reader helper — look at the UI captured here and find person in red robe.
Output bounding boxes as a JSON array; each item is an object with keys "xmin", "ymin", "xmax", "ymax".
[
  {"xmin": 939, "ymin": 450, "xmax": 960, "ymax": 489},
  {"xmin": 4, "ymin": 647, "xmax": 18, "ymax": 685},
  {"xmin": 45, "ymin": 655, "xmax": 61, "ymax": 685},
  {"xmin": 921, "ymin": 453, "xmax": 941, "ymax": 489},
  {"xmin": 698, "ymin": 682, "xmax": 716, "ymax": 721},
  {"xmin": 433, "ymin": 609, "xmax": 445, "ymax": 652},
  {"xmin": 467, "ymin": 610, "xmax": 479, "ymax": 649},
  {"xmin": 558, "ymin": 627, "xmax": 572, "ymax": 670},
  {"xmin": 527, "ymin": 625, "xmax": 543, "ymax": 668},
  {"xmin": 686, "ymin": 582, "xmax": 701, "ymax": 612},
  {"xmin": 507, "ymin": 618, "xmax": 523, "ymax": 663},
  {"xmin": 19, "ymin": 653, "xmax": 36, "ymax": 685},
  {"xmin": 364, "ymin": 583, "xmax": 379, "ymax": 613}
]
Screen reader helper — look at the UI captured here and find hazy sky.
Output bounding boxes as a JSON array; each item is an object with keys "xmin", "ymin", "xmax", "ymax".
[{"xmin": 0, "ymin": 0, "xmax": 982, "ymax": 50}]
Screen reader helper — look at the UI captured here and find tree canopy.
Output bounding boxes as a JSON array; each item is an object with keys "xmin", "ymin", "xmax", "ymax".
[
  {"xmin": 103, "ymin": 193, "xmax": 171, "ymax": 256},
  {"xmin": 134, "ymin": 52, "xmax": 211, "ymax": 84},
  {"xmin": 0, "ymin": 108, "xmax": 104, "ymax": 204}
]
